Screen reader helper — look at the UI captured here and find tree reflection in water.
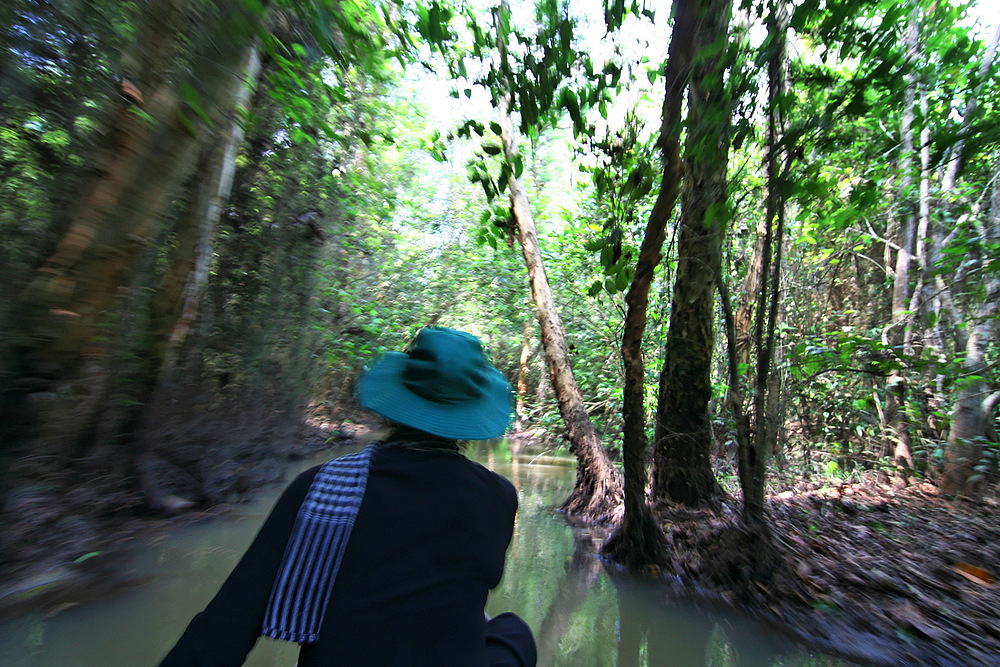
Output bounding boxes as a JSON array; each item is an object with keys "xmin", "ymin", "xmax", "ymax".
[{"xmin": 488, "ymin": 454, "xmax": 828, "ymax": 667}]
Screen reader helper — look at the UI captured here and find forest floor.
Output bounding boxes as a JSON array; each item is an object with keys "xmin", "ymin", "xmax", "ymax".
[{"xmin": 648, "ymin": 476, "xmax": 1000, "ymax": 666}]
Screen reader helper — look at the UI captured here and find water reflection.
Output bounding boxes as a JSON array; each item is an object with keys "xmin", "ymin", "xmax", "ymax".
[
  {"xmin": 0, "ymin": 441, "xmax": 847, "ymax": 666},
  {"xmin": 482, "ymin": 440, "xmax": 847, "ymax": 667}
]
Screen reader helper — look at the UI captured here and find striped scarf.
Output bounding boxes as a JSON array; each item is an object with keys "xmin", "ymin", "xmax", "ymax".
[{"xmin": 262, "ymin": 443, "xmax": 379, "ymax": 643}]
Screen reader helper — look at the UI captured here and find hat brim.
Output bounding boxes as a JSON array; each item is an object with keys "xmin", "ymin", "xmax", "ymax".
[{"xmin": 357, "ymin": 352, "xmax": 513, "ymax": 440}]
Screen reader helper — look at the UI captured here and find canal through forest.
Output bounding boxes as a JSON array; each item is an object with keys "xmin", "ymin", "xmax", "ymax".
[{"xmin": 0, "ymin": 442, "xmax": 850, "ymax": 666}]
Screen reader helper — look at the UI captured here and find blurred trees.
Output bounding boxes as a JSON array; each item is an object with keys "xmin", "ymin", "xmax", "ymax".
[
  {"xmin": 0, "ymin": 0, "xmax": 998, "ymax": 573},
  {"xmin": 0, "ymin": 0, "xmax": 409, "ymax": 519},
  {"xmin": 775, "ymin": 0, "xmax": 1000, "ymax": 499}
]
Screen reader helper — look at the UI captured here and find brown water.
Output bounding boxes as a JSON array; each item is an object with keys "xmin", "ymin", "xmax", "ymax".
[{"xmin": 0, "ymin": 442, "xmax": 849, "ymax": 666}]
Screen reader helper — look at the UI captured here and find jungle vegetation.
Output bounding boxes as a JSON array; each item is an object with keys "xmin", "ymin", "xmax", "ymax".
[{"xmin": 1, "ymin": 0, "xmax": 998, "ymax": 600}]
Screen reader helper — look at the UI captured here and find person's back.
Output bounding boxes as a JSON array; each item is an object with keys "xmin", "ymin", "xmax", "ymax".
[
  {"xmin": 159, "ymin": 327, "xmax": 536, "ymax": 666},
  {"xmin": 301, "ymin": 444, "xmax": 516, "ymax": 666}
]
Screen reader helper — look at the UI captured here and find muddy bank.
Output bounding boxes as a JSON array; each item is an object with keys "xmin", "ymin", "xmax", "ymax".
[
  {"xmin": 0, "ymin": 414, "xmax": 384, "ymax": 619},
  {"xmin": 636, "ymin": 478, "xmax": 1000, "ymax": 666}
]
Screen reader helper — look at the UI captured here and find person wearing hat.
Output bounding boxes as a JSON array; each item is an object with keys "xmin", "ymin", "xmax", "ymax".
[{"xmin": 159, "ymin": 327, "xmax": 537, "ymax": 666}]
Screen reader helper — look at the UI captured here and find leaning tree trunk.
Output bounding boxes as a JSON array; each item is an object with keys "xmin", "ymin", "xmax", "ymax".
[
  {"xmin": 497, "ymin": 96, "xmax": 622, "ymax": 522},
  {"xmin": 652, "ymin": 0, "xmax": 732, "ymax": 508},
  {"xmin": 602, "ymin": 0, "xmax": 696, "ymax": 570},
  {"xmin": 492, "ymin": 1, "xmax": 621, "ymax": 522}
]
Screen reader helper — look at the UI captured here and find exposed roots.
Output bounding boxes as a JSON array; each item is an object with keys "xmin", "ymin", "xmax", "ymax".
[
  {"xmin": 602, "ymin": 503, "xmax": 669, "ymax": 572},
  {"xmin": 559, "ymin": 472, "xmax": 623, "ymax": 525}
]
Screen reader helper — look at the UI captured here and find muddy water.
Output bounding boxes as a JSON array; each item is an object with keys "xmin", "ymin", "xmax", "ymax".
[{"xmin": 0, "ymin": 443, "xmax": 848, "ymax": 666}]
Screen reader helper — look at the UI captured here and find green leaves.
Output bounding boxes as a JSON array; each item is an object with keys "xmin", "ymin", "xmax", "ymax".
[
  {"xmin": 177, "ymin": 80, "xmax": 214, "ymax": 136},
  {"xmin": 581, "ymin": 227, "xmax": 635, "ymax": 296},
  {"xmin": 462, "ymin": 115, "xmax": 523, "ymax": 207},
  {"xmin": 416, "ymin": 1, "xmax": 454, "ymax": 51},
  {"xmin": 559, "ymin": 88, "xmax": 584, "ymax": 135},
  {"xmin": 786, "ymin": 331, "xmax": 904, "ymax": 382}
]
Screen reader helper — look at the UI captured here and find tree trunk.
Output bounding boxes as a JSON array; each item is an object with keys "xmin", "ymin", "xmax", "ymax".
[
  {"xmin": 149, "ymin": 45, "xmax": 261, "ymax": 390},
  {"xmin": 652, "ymin": 0, "xmax": 732, "ymax": 508},
  {"xmin": 943, "ymin": 158, "xmax": 1000, "ymax": 495},
  {"xmin": 603, "ymin": 0, "xmax": 697, "ymax": 569},
  {"xmin": 515, "ymin": 320, "xmax": 532, "ymax": 430},
  {"xmin": 127, "ymin": 46, "xmax": 261, "ymax": 511},
  {"xmin": 729, "ymin": 0, "xmax": 789, "ymax": 530},
  {"xmin": 937, "ymin": 24, "xmax": 1000, "ymax": 496},
  {"xmin": 493, "ymin": 1, "xmax": 621, "ymax": 522},
  {"xmin": 498, "ymin": 92, "xmax": 622, "ymax": 521},
  {"xmin": 882, "ymin": 3, "xmax": 920, "ymax": 484}
]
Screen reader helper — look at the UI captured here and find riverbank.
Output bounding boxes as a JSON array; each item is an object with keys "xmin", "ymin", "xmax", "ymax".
[
  {"xmin": 0, "ymin": 414, "xmax": 382, "ymax": 620},
  {"xmin": 642, "ymin": 477, "xmax": 1000, "ymax": 666}
]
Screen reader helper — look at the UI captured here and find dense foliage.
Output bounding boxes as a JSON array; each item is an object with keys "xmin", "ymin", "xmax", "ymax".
[{"xmin": 0, "ymin": 0, "xmax": 998, "ymax": 581}]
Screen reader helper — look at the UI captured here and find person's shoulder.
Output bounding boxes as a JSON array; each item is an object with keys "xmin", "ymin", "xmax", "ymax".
[
  {"xmin": 293, "ymin": 462, "xmax": 325, "ymax": 481},
  {"xmin": 283, "ymin": 445, "xmax": 375, "ymax": 501},
  {"xmin": 462, "ymin": 458, "xmax": 517, "ymax": 507},
  {"xmin": 286, "ymin": 463, "xmax": 324, "ymax": 495}
]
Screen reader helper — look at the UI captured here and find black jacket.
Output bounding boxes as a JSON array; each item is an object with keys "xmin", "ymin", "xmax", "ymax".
[{"xmin": 160, "ymin": 443, "xmax": 518, "ymax": 666}]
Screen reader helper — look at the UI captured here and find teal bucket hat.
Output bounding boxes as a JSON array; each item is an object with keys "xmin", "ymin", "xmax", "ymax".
[{"xmin": 356, "ymin": 327, "xmax": 513, "ymax": 440}]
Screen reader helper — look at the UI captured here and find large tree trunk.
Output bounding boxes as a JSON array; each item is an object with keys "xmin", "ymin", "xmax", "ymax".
[
  {"xmin": 147, "ymin": 45, "xmax": 261, "ymax": 391},
  {"xmin": 602, "ymin": 0, "xmax": 697, "ymax": 569},
  {"xmin": 652, "ymin": 0, "xmax": 732, "ymax": 508},
  {"xmin": 128, "ymin": 46, "xmax": 261, "ymax": 511}
]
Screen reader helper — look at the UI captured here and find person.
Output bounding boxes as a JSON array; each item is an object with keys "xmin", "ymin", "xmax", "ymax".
[{"xmin": 159, "ymin": 326, "xmax": 537, "ymax": 666}]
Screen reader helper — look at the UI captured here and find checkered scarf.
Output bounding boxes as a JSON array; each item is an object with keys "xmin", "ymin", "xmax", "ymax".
[{"xmin": 262, "ymin": 443, "xmax": 379, "ymax": 643}]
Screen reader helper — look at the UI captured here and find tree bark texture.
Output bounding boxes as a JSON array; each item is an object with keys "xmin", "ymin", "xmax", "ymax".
[
  {"xmin": 652, "ymin": 0, "xmax": 732, "ymax": 508},
  {"xmin": 127, "ymin": 47, "xmax": 261, "ymax": 497},
  {"xmin": 882, "ymin": 4, "xmax": 921, "ymax": 482},
  {"xmin": 603, "ymin": 0, "xmax": 697, "ymax": 569},
  {"xmin": 498, "ymin": 90, "xmax": 623, "ymax": 521}
]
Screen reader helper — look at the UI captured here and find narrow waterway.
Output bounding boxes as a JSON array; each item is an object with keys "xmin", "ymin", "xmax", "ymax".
[{"xmin": 0, "ymin": 442, "xmax": 848, "ymax": 666}]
